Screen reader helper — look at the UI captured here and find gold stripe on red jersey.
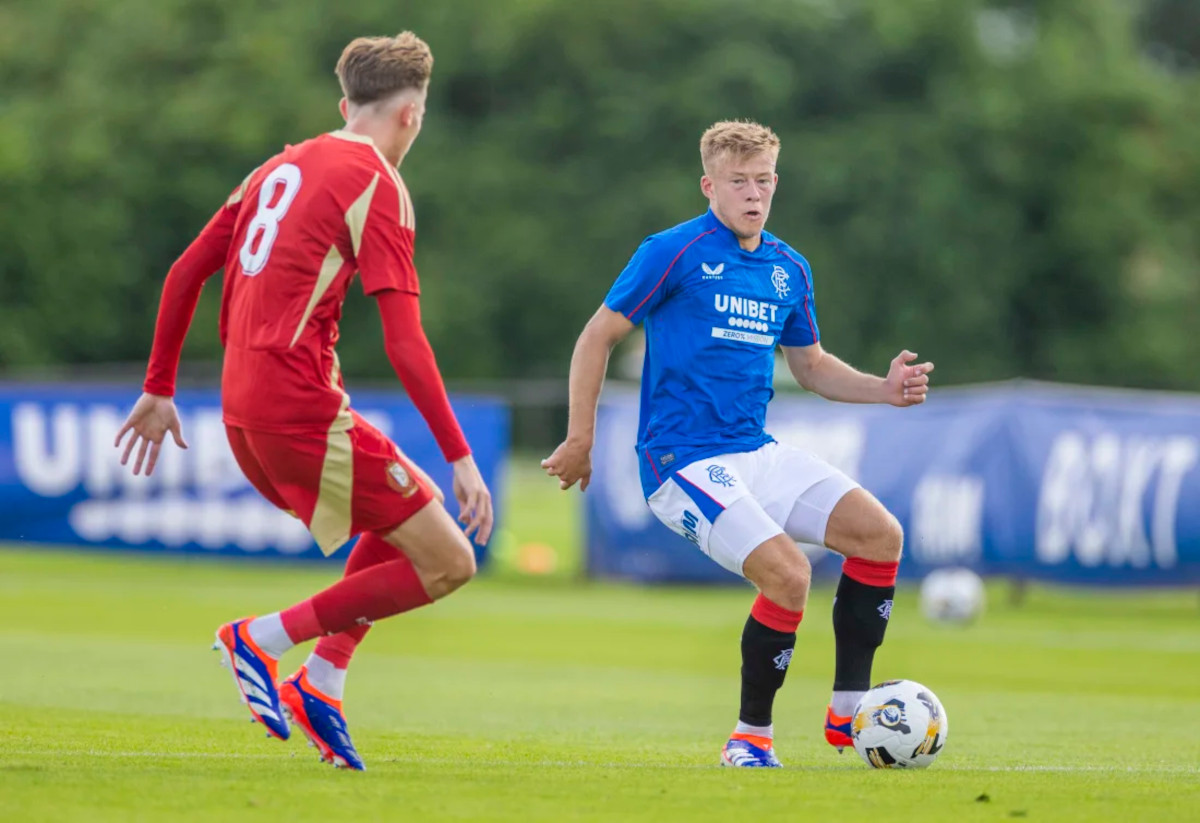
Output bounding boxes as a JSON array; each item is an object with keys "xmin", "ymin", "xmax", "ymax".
[
  {"xmin": 345, "ymin": 173, "xmax": 382, "ymax": 258},
  {"xmin": 290, "ymin": 245, "xmax": 346, "ymax": 348},
  {"xmin": 225, "ymin": 165, "xmax": 261, "ymax": 207},
  {"xmin": 326, "ymin": 129, "xmax": 416, "ymax": 232}
]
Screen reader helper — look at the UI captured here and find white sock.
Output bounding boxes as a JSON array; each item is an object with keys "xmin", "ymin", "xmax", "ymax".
[
  {"xmin": 304, "ymin": 654, "xmax": 347, "ymax": 701},
  {"xmin": 734, "ymin": 721, "xmax": 773, "ymax": 740},
  {"xmin": 246, "ymin": 613, "xmax": 293, "ymax": 659},
  {"xmin": 831, "ymin": 690, "xmax": 865, "ymax": 718}
]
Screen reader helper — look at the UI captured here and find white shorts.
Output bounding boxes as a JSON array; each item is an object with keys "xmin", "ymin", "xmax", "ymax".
[{"xmin": 646, "ymin": 441, "xmax": 860, "ymax": 577}]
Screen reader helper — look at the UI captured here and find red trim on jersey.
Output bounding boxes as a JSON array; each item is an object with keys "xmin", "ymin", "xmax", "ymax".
[
  {"xmin": 765, "ymin": 240, "xmax": 818, "ymax": 343},
  {"xmin": 626, "ymin": 229, "xmax": 717, "ymax": 320},
  {"xmin": 143, "ymin": 203, "xmax": 239, "ymax": 396},
  {"xmin": 751, "ymin": 593, "xmax": 804, "ymax": 633},
  {"xmin": 375, "ymin": 289, "xmax": 471, "ymax": 462},
  {"xmin": 645, "ymin": 450, "xmax": 663, "ymax": 485},
  {"xmin": 842, "ymin": 557, "xmax": 899, "ymax": 587}
]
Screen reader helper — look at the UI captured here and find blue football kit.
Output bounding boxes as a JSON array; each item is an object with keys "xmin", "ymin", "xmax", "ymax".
[{"xmin": 604, "ymin": 209, "xmax": 820, "ymax": 498}]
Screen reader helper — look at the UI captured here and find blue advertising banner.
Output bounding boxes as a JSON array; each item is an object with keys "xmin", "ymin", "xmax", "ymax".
[
  {"xmin": 586, "ymin": 384, "xmax": 1200, "ymax": 586},
  {"xmin": 0, "ymin": 384, "xmax": 508, "ymax": 561}
]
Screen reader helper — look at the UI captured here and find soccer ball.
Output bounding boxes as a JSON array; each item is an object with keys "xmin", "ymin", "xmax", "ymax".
[
  {"xmin": 919, "ymin": 567, "xmax": 985, "ymax": 624},
  {"xmin": 852, "ymin": 679, "xmax": 948, "ymax": 769}
]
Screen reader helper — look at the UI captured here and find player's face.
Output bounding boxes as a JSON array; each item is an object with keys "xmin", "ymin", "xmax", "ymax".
[{"xmin": 702, "ymin": 153, "xmax": 778, "ymax": 241}]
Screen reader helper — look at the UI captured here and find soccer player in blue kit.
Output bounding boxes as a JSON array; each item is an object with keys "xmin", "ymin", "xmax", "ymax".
[{"xmin": 542, "ymin": 121, "xmax": 935, "ymax": 767}]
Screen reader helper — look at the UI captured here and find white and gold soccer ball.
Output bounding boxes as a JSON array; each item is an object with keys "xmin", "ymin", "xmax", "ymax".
[
  {"xmin": 852, "ymin": 679, "xmax": 948, "ymax": 769},
  {"xmin": 919, "ymin": 567, "xmax": 985, "ymax": 624}
]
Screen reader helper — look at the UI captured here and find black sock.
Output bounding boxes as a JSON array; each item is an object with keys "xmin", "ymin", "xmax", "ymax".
[
  {"xmin": 739, "ymin": 615, "xmax": 796, "ymax": 727},
  {"xmin": 831, "ymin": 572, "xmax": 895, "ymax": 692}
]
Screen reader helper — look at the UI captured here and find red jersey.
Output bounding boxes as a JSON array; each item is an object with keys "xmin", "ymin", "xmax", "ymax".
[
  {"xmin": 218, "ymin": 130, "xmax": 417, "ymax": 433},
  {"xmin": 143, "ymin": 130, "xmax": 471, "ymax": 460}
]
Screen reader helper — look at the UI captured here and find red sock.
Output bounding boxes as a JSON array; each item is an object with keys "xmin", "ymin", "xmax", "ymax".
[
  {"xmin": 750, "ymin": 593, "xmax": 804, "ymax": 633},
  {"xmin": 280, "ymin": 535, "xmax": 432, "ymax": 645},
  {"xmin": 842, "ymin": 557, "xmax": 899, "ymax": 587},
  {"xmin": 311, "ymin": 533, "xmax": 404, "ymax": 668}
]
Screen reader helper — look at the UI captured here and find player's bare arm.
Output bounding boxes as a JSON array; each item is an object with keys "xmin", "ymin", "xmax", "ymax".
[
  {"xmin": 542, "ymin": 305, "xmax": 635, "ymax": 491},
  {"xmin": 783, "ymin": 343, "xmax": 934, "ymax": 407}
]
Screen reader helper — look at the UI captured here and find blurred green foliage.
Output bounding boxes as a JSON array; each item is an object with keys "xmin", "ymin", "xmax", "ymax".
[{"xmin": 1, "ymin": 0, "xmax": 1197, "ymax": 389}]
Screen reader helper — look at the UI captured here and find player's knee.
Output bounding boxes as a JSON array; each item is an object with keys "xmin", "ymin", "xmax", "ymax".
[
  {"xmin": 757, "ymin": 554, "xmax": 811, "ymax": 613},
  {"xmin": 433, "ymin": 545, "xmax": 477, "ymax": 598},
  {"xmin": 860, "ymin": 513, "xmax": 903, "ymax": 563}
]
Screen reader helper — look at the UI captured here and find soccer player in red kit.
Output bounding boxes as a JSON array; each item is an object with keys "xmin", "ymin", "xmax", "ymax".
[{"xmin": 114, "ymin": 32, "xmax": 492, "ymax": 770}]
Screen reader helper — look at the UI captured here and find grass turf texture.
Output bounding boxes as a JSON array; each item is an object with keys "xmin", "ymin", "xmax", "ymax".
[{"xmin": 1, "ymin": 549, "xmax": 1197, "ymax": 822}]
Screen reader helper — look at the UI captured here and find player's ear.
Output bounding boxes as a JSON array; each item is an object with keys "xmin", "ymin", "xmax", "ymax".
[
  {"xmin": 338, "ymin": 98, "xmax": 349, "ymax": 121},
  {"xmin": 700, "ymin": 175, "xmax": 714, "ymax": 198}
]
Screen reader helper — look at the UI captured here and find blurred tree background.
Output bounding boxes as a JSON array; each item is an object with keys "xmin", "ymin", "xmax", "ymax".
[{"xmin": 1, "ymin": 0, "xmax": 1198, "ymax": 392}]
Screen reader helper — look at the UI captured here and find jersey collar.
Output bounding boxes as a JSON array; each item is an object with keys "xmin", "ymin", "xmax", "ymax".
[{"xmin": 702, "ymin": 208, "xmax": 770, "ymax": 254}]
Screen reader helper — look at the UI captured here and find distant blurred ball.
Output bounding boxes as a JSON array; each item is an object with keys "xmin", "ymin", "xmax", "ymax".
[{"xmin": 919, "ymin": 567, "xmax": 985, "ymax": 624}]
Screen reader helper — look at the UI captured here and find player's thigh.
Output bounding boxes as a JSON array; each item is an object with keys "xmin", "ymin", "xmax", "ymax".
[
  {"xmin": 224, "ymin": 425, "xmax": 291, "ymax": 512},
  {"xmin": 755, "ymin": 442, "xmax": 861, "ymax": 546},
  {"xmin": 823, "ymin": 487, "xmax": 903, "ymax": 561}
]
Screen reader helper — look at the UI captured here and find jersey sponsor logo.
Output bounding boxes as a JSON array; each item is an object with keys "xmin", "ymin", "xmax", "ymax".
[
  {"xmin": 770, "ymin": 265, "xmax": 790, "ymax": 299},
  {"xmin": 773, "ymin": 648, "xmax": 793, "ymax": 671},
  {"xmin": 706, "ymin": 464, "xmax": 736, "ymax": 487},
  {"xmin": 714, "ymin": 294, "xmax": 780, "ymax": 323},
  {"xmin": 386, "ymin": 461, "xmax": 419, "ymax": 497},
  {"xmin": 701, "ymin": 262, "xmax": 725, "ymax": 279},
  {"xmin": 711, "ymin": 327, "xmax": 775, "ymax": 346}
]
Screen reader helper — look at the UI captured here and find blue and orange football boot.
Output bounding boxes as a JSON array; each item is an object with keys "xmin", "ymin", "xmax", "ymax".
[
  {"xmin": 279, "ymin": 667, "xmax": 365, "ymax": 771},
  {"xmin": 824, "ymin": 705, "xmax": 854, "ymax": 753},
  {"xmin": 212, "ymin": 617, "xmax": 290, "ymax": 741},
  {"xmin": 720, "ymin": 733, "xmax": 783, "ymax": 768}
]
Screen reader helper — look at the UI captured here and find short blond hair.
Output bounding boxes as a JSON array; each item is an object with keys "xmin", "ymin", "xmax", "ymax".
[
  {"xmin": 700, "ymin": 120, "xmax": 781, "ymax": 172},
  {"xmin": 336, "ymin": 32, "xmax": 433, "ymax": 106}
]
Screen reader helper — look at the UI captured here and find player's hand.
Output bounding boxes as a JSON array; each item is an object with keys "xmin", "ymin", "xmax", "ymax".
[
  {"xmin": 541, "ymin": 437, "xmax": 593, "ymax": 491},
  {"xmin": 114, "ymin": 392, "xmax": 188, "ymax": 476},
  {"xmin": 883, "ymin": 350, "xmax": 935, "ymax": 407},
  {"xmin": 451, "ymin": 454, "xmax": 493, "ymax": 545}
]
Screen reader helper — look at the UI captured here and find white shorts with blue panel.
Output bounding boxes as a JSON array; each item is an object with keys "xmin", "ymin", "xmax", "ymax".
[{"xmin": 646, "ymin": 441, "xmax": 859, "ymax": 576}]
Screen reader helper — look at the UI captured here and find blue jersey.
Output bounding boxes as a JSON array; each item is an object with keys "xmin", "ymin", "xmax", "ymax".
[{"xmin": 604, "ymin": 209, "xmax": 820, "ymax": 498}]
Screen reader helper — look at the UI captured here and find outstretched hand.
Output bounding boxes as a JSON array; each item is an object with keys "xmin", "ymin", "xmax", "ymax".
[
  {"xmin": 541, "ymin": 438, "xmax": 593, "ymax": 491},
  {"xmin": 451, "ymin": 455, "xmax": 494, "ymax": 546},
  {"xmin": 114, "ymin": 392, "xmax": 188, "ymax": 476},
  {"xmin": 883, "ymin": 350, "xmax": 935, "ymax": 407}
]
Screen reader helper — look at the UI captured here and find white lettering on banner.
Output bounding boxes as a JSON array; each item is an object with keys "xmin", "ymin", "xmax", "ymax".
[
  {"xmin": 910, "ymin": 475, "xmax": 984, "ymax": 564},
  {"xmin": 9, "ymin": 402, "xmax": 390, "ymax": 552},
  {"xmin": 1036, "ymin": 432, "xmax": 1198, "ymax": 569},
  {"xmin": 13, "ymin": 403, "xmax": 82, "ymax": 496}
]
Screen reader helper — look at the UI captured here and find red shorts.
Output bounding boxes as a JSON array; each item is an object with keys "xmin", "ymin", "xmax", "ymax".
[{"xmin": 225, "ymin": 411, "xmax": 435, "ymax": 555}]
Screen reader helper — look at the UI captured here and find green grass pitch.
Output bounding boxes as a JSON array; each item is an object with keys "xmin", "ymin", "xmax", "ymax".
[{"xmin": 1, "ymin": 545, "xmax": 1197, "ymax": 822}]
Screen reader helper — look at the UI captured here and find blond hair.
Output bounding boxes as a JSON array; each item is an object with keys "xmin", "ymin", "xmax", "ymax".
[
  {"xmin": 700, "ymin": 120, "xmax": 780, "ymax": 172},
  {"xmin": 336, "ymin": 32, "xmax": 433, "ymax": 106}
]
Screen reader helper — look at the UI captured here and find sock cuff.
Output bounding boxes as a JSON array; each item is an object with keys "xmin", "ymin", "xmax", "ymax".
[
  {"xmin": 751, "ymin": 593, "xmax": 804, "ymax": 633},
  {"xmin": 313, "ymin": 633, "xmax": 360, "ymax": 669},
  {"xmin": 280, "ymin": 600, "xmax": 322, "ymax": 644},
  {"xmin": 842, "ymin": 557, "xmax": 899, "ymax": 587}
]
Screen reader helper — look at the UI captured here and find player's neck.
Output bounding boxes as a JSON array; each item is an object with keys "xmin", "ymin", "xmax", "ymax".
[
  {"xmin": 341, "ymin": 121, "xmax": 407, "ymax": 168},
  {"xmin": 710, "ymin": 209, "xmax": 763, "ymax": 252}
]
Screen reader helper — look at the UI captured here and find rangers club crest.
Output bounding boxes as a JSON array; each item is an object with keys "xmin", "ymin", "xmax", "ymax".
[
  {"xmin": 706, "ymin": 464, "xmax": 736, "ymax": 487},
  {"xmin": 386, "ymin": 461, "xmax": 419, "ymax": 497},
  {"xmin": 770, "ymin": 265, "xmax": 790, "ymax": 299}
]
